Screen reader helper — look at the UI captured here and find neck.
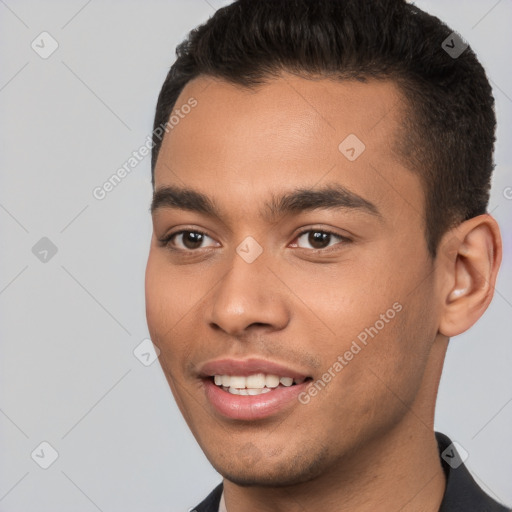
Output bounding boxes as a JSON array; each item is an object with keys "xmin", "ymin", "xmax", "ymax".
[{"xmin": 223, "ymin": 338, "xmax": 449, "ymax": 512}]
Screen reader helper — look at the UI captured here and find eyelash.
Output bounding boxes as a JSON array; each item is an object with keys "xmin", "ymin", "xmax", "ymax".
[
  {"xmin": 159, "ymin": 230, "xmax": 214, "ymax": 252},
  {"xmin": 293, "ymin": 228, "xmax": 350, "ymax": 251},
  {"xmin": 159, "ymin": 228, "xmax": 351, "ymax": 253}
]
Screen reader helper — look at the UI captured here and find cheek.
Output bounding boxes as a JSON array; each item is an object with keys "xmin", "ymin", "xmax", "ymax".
[
  {"xmin": 274, "ymin": 259, "xmax": 405, "ymax": 348},
  {"xmin": 145, "ymin": 254, "xmax": 168, "ymax": 337},
  {"xmin": 304, "ymin": 305, "xmax": 431, "ymax": 447},
  {"xmin": 145, "ymin": 252, "xmax": 188, "ymax": 358},
  {"xmin": 145, "ymin": 249, "xmax": 199, "ymax": 326},
  {"xmin": 145, "ymin": 250, "xmax": 221, "ymax": 377},
  {"xmin": 280, "ymin": 258, "xmax": 433, "ymax": 400}
]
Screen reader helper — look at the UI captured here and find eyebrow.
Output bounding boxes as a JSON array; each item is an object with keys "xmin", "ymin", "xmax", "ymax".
[{"xmin": 151, "ymin": 184, "xmax": 381, "ymax": 220}]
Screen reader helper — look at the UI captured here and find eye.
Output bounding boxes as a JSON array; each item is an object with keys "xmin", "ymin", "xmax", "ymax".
[
  {"xmin": 291, "ymin": 229, "xmax": 349, "ymax": 250},
  {"xmin": 161, "ymin": 230, "xmax": 219, "ymax": 251}
]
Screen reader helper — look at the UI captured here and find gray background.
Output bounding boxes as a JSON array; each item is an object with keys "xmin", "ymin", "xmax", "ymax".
[{"xmin": 0, "ymin": 0, "xmax": 511, "ymax": 510}]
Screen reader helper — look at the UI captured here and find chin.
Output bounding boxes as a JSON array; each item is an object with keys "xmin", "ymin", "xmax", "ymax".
[
  {"xmin": 219, "ymin": 469, "xmax": 306, "ymax": 488},
  {"xmin": 212, "ymin": 445, "xmax": 330, "ymax": 488}
]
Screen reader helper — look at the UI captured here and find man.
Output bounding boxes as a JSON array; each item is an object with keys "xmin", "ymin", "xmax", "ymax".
[{"xmin": 145, "ymin": 0, "xmax": 509, "ymax": 510}]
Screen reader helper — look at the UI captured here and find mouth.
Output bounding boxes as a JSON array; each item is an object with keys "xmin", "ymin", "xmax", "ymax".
[
  {"xmin": 209, "ymin": 373, "xmax": 312, "ymax": 396},
  {"xmin": 198, "ymin": 359, "xmax": 314, "ymax": 420}
]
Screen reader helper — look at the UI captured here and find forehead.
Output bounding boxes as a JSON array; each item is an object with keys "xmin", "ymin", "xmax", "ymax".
[{"xmin": 154, "ymin": 73, "xmax": 422, "ymax": 224}]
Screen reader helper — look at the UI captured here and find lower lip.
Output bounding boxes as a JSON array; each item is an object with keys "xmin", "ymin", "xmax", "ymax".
[{"xmin": 203, "ymin": 378, "xmax": 310, "ymax": 421}]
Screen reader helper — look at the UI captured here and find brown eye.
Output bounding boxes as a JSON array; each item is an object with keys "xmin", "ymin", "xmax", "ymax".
[
  {"xmin": 165, "ymin": 230, "xmax": 218, "ymax": 250},
  {"xmin": 180, "ymin": 231, "xmax": 205, "ymax": 249},
  {"xmin": 308, "ymin": 231, "xmax": 331, "ymax": 249},
  {"xmin": 294, "ymin": 230, "xmax": 346, "ymax": 250}
]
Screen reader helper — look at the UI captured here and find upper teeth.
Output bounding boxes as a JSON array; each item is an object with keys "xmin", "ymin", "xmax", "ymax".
[{"xmin": 213, "ymin": 374, "xmax": 305, "ymax": 390}]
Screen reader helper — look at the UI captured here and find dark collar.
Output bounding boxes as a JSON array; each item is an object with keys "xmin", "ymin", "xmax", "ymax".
[
  {"xmin": 193, "ymin": 432, "xmax": 509, "ymax": 512},
  {"xmin": 435, "ymin": 432, "xmax": 509, "ymax": 511}
]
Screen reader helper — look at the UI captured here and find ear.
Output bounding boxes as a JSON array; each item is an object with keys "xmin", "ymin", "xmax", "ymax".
[{"xmin": 437, "ymin": 214, "xmax": 502, "ymax": 338}]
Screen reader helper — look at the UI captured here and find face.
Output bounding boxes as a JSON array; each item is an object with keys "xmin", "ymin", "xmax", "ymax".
[{"xmin": 145, "ymin": 74, "xmax": 443, "ymax": 486}]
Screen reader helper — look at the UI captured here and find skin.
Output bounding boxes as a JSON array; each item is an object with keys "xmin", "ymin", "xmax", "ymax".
[{"xmin": 145, "ymin": 73, "xmax": 502, "ymax": 512}]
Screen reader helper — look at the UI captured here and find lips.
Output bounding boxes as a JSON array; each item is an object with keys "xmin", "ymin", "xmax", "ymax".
[
  {"xmin": 199, "ymin": 357, "xmax": 310, "ymax": 379},
  {"xmin": 199, "ymin": 358, "xmax": 313, "ymax": 421}
]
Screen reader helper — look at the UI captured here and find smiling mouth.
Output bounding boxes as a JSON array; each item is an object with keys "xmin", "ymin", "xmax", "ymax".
[{"xmin": 210, "ymin": 373, "xmax": 313, "ymax": 396}]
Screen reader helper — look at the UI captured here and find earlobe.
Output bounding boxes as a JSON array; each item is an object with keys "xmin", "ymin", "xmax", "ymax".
[{"xmin": 438, "ymin": 214, "xmax": 502, "ymax": 338}]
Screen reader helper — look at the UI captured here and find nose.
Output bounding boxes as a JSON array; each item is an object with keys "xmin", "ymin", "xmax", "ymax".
[{"xmin": 207, "ymin": 251, "xmax": 290, "ymax": 337}]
